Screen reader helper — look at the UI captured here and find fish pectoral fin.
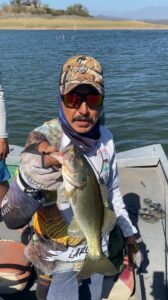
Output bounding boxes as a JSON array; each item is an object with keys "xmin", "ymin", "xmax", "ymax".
[
  {"xmin": 102, "ymin": 208, "xmax": 117, "ymax": 233},
  {"xmin": 77, "ymin": 254, "xmax": 119, "ymax": 280},
  {"xmin": 68, "ymin": 217, "xmax": 85, "ymax": 238},
  {"xmin": 57, "ymin": 190, "xmax": 69, "ymax": 205},
  {"xmin": 57, "ymin": 188, "xmax": 76, "ymax": 206},
  {"xmin": 65, "ymin": 188, "xmax": 76, "ymax": 199}
]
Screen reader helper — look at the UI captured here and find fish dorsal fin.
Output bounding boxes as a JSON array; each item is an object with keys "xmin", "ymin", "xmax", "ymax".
[
  {"xmin": 99, "ymin": 183, "xmax": 109, "ymax": 208},
  {"xmin": 102, "ymin": 208, "xmax": 117, "ymax": 233}
]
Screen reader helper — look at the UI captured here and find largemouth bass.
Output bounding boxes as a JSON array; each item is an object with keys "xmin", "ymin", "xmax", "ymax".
[{"xmin": 51, "ymin": 145, "xmax": 118, "ymax": 279}]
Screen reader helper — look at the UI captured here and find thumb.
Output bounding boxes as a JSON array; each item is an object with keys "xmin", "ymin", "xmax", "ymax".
[
  {"xmin": 42, "ymin": 154, "xmax": 61, "ymax": 168},
  {"xmin": 42, "ymin": 146, "xmax": 58, "ymax": 154},
  {"xmin": 38, "ymin": 142, "xmax": 57, "ymax": 154}
]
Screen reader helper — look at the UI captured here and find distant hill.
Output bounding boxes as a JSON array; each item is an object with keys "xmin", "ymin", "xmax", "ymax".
[
  {"xmin": 123, "ymin": 6, "xmax": 168, "ymax": 20},
  {"xmin": 95, "ymin": 6, "xmax": 168, "ymax": 21},
  {"xmin": 95, "ymin": 15, "xmax": 126, "ymax": 21}
]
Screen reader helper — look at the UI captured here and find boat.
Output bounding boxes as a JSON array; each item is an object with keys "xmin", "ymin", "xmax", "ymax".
[
  {"xmin": 0, "ymin": 143, "xmax": 167, "ymax": 299},
  {"xmin": 116, "ymin": 144, "xmax": 168, "ymax": 300}
]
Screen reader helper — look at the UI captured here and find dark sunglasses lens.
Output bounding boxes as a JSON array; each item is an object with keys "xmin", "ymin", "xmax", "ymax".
[
  {"xmin": 63, "ymin": 94, "xmax": 103, "ymax": 108},
  {"xmin": 87, "ymin": 95, "xmax": 103, "ymax": 108},
  {"xmin": 63, "ymin": 94, "xmax": 81, "ymax": 108}
]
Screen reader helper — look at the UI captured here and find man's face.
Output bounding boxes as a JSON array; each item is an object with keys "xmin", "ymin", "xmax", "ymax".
[{"xmin": 62, "ymin": 85, "xmax": 103, "ymax": 134}]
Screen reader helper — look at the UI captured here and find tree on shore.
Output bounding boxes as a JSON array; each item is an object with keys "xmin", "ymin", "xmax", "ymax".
[
  {"xmin": 10, "ymin": 0, "xmax": 41, "ymax": 7},
  {"xmin": 1, "ymin": 1, "xmax": 90, "ymax": 17},
  {"xmin": 66, "ymin": 4, "xmax": 89, "ymax": 17},
  {"xmin": 10, "ymin": 0, "xmax": 22, "ymax": 5},
  {"xmin": 30, "ymin": 0, "xmax": 41, "ymax": 8}
]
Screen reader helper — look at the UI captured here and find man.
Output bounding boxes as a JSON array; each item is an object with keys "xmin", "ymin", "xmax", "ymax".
[
  {"xmin": 1, "ymin": 55, "xmax": 140, "ymax": 300},
  {"xmin": 0, "ymin": 80, "xmax": 9, "ymax": 218}
]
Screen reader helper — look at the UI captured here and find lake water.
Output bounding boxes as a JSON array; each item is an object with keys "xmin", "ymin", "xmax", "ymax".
[{"xmin": 0, "ymin": 30, "xmax": 168, "ymax": 154}]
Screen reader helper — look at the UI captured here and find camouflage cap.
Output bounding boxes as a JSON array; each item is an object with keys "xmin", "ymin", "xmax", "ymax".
[{"xmin": 59, "ymin": 55, "xmax": 104, "ymax": 96}]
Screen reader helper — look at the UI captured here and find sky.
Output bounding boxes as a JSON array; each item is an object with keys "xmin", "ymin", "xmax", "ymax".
[{"xmin": 44, "ymin": 0, "xmax": 168, "ymax": 15}]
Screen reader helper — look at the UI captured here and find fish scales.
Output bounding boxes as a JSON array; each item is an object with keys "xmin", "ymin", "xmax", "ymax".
[{"xmin": 51, "ymin": 145, "xmax": 118, "ymax": 279}]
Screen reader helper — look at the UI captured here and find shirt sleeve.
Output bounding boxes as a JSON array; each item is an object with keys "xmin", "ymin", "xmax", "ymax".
[
  {"xmin": 1, "ymin": 178, "xmax": 43, "ymax": 229},
  {"xmin": 0, "ymin": 84, "xmax": 8, "ymax": 138},
  {"xmin": 107, "ymin": 140, "xmax": 137, "ymax": 237}
]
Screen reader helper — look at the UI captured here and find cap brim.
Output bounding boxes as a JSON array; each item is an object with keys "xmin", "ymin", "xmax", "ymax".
[{"xmin": 60, "ymin": 80, "xmax": 104, "ymax": 96}]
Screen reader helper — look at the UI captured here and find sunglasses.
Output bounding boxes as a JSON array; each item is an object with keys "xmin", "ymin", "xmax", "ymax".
[{"xmin": 62, "ymin": 93, "xmax": 103, "ymax": 109}]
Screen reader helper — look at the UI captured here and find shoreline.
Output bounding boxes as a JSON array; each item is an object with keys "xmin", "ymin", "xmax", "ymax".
[
  {"xmin": 1, "ymin": 28, "xmax": 168, "ymax": 30},
  {"xmin": 0, "ymin": 16, "xmax": 168, "ymax": 30}
]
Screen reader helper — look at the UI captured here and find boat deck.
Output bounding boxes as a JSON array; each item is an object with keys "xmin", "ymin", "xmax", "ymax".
[
  {"xmin": 117, "ymin": 145, "xmax": 168, "ymax": 300},
  {"xmin": 0, "ymin": 144, "xmax": 168, "ymax": 299}
]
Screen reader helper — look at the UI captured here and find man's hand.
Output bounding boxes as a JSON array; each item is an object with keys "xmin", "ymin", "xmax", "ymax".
[
  {"xmin": 38, "ymin": 141, "xmax": 61, "ymax": 168},
  {"xmin": 19, "ymin": 141, "xmax": 62, "ymax": 191},
  {"xmin": 0, "ymin": 138, "xmax": 9, "ymax": 160},
  {"xmin": 126, "ymin": 235, "xmax": 142, "ymax": 270}
]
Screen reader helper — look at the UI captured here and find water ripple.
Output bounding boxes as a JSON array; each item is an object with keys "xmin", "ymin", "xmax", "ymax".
[{"xmin": 0, "ymin": 30, "xmax": 168, "ymax": 154}]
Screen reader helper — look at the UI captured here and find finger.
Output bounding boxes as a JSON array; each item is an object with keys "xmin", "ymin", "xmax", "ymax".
[
  {"xmin": 2, "ymin": 154, "xmax": 6, "ymax": 160},
  {"xmin": 0, "ymin": 153, "xmax": 5, "ymax": 160},
  {"xmin": 128, "ymin": 255, "xmax": 135, "ymax": 270},
  {"xmin": 38, "ymin": 142, "xmax": 57, "ymax": 154},
  {"xmin": 43, "ymin": 155, "xmax": 61, "ymax": 168},
  {"xmin": 128, "ymin": 264, "xmax": 135, "ymax": 271},
  {"xmin": 128, "ymin": 253, "xmax": 133, "ymax": 266},
  {"xmin": 43, "ymin": 146, "xmax": 58, "ymax": 154},
  {"xmin": 4, "ymin": 151, "xmax": 8, "ymax": 159}
]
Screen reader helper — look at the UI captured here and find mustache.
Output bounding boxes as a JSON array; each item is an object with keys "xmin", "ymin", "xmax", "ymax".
[{"xmin": 72, "ymin": 115, "xmax": 93, "ymax": 123}]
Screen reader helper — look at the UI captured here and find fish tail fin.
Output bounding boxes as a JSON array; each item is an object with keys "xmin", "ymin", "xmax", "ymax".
[{"xmin": 77, "ymin": 254, "xmax": 118, "ymax": 280}]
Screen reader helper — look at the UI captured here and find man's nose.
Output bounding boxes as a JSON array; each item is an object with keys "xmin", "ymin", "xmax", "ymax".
[{"xmin": 78, "ymin": 101, "xmax": 89, "ymax": 114}]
